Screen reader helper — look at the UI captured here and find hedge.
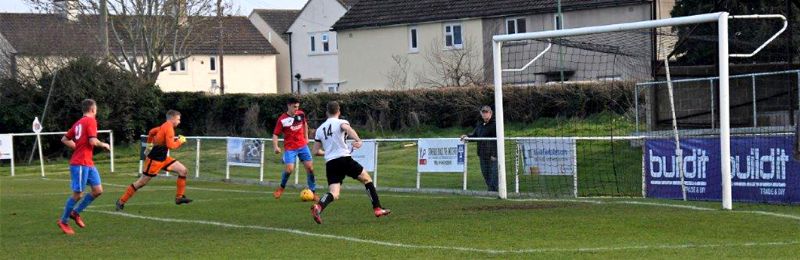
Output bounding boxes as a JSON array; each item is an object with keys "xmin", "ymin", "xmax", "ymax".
[{"xmin": 163, "ymin": 81, "xmax": 636, "ymax": 137}]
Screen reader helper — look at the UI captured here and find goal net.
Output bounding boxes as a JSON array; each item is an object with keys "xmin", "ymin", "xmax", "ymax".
[{"xmin": 491, "ymin": 12, "xmax": 798, "ymax": 208}]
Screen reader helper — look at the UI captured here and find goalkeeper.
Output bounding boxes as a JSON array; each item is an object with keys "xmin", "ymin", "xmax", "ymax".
[{"xmin": 116, "ymin": 110, "xmax": 192, "ymax": 210}]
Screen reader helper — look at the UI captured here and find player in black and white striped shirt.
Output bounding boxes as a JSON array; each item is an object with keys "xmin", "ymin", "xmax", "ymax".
[{"xmin": 310, "ymin": 101, "xmax": 391, "ymax": 224}]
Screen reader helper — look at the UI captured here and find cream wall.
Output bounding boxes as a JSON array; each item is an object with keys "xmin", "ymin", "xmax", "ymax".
[
  {"xmin": 287, "ymin": 0, "xmax": 348, "ymax": 93},
  {"xmin": 249, "ymin": 13, "xmax": 292, "ymax": 93},
  {"xmin": 156, "ymin": 55, "xmax": 277, "ymax": 94},
  {"xmin": 337, "ymin": 19, "xmax": 485, "ymax": 91}
]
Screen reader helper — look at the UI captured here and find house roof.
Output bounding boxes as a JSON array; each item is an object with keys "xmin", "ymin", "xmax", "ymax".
[
  {"xmin": 337, "ymin": 0, "xmax": 360, "ymax": 9},
  {"xmin": 332, "ymin": 0, "xmax": 650, "ymax": 31},
  {"xmin": 253, "ymin": 9, "xmax": 300, "ymax": 42},
  {"xmin": 0, "ymin": 13, "xmax": 278, "ymax": 56}
]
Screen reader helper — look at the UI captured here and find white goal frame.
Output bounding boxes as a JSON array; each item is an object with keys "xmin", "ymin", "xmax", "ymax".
[{"xmin": 491, "ymin": 12, "xmax": 736, "ymax": 209}]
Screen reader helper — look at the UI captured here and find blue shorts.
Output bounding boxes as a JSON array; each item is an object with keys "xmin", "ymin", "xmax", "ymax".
[
  {"xmin": 69, "ymin": 165, "xmax": 101, "ymax": 192},
  {"xmin": 283, "ymin": 146, "xmax": 312, "ymax": 164}
]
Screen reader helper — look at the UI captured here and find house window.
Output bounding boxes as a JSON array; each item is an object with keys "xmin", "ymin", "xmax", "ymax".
[
  {"xmin": 409, "ymin": 27, "xmax": 418, "ymax": 52},
  {"xmin": 506, "ymin": 18, "xmax": 527, "ymax": 34},
  {"xmin": 322, "ymin": 34, "xmax": 330, "ymax": 52},
  {"xmin": 209, "ymin": 56, "xmax": 216, "ymax": 71},
  {"xmin": 554, "ymin": 14, "xmax": 565, "ymax": 30},
  {"xmin": 444, "ymin": 24, "xmax": 463, "ymax": 48},
  {"xmin": 170, "ymin": 59, "xmax": 186, "ymax": 72},
  {"xmin": 310, "ymin": 35, "xmax": 316, "ymax": 52}
]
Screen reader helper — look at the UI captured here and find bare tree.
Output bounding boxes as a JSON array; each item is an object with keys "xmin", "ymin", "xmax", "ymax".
[
  {"xmin": 384, "ymin": 54, "xmax": 412, "ymax": 90},
  {"xmin": 419, "ymin": 37, "xmax": 485, "ymax": 87},
  {"xmin": 25, "ymin": 0, "xmax": 225, "ymax": 84}
]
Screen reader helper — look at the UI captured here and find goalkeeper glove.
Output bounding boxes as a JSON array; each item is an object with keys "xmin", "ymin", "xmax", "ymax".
[
  {"xmin": 177, "ymin": 135, "xmax": 187, "ymax": 143},
  {"xmin": 143, "ymin": 143, "xmax": 154, "ymax": 156}
]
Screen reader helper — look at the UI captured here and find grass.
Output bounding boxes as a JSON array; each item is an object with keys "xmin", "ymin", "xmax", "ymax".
[
  {"xmin": 3, "ymin": 116, "xmax": 796, "ymax": 258},
  {"xmin": 1, "ymin": 169, "xmax": 799, "ymax": 258}
]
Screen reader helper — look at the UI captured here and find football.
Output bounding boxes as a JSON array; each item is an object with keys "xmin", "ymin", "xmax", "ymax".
[{"xmin": 300, "ymin": 188, "xmax": 315, "ymax": 202}]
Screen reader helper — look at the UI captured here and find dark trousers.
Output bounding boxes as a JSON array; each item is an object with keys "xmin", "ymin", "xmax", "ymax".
[{"xmin": 479, "ymin": 157, "xmax": 498, "ymax": 192}]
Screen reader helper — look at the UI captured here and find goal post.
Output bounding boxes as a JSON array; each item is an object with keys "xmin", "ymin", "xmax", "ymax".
[{"xmin": 492, "ymin": 12, "xmax": 734, "ymax": 208}]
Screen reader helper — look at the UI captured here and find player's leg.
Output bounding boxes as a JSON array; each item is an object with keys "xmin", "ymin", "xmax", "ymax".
[
  {"xmin": 298, "ymin": 146, "xmax": 317, "ymax": 195},
  {"xmin": 311, "ymin": 159, "xmax": 345, "ymax": 224},
  {"xmin": 167, "ymin": 160, "xmax": 192, "ymax": 205},
  {"xmin": 71, "ymin": 167, "xmax": 103, "ymax": 227},
  {"xmin": 58, "ymin": 165, "xmax": 85, "ymax": 234},
  {"xmin": 356, "ymin": 169, "xmax": 391, "ymax": 217},
  {"xmin": 275, "ymin": 149, "xmax": 297, "ymax": 199},
  {"xmin": 117, "ymin": 159, "xmax": 159, "ymax": 210}
]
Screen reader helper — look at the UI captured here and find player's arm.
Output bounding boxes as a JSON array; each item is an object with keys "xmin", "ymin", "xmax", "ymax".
[
  {"xmin": 311, "ymin": 141, "xmax": 324, "ymax": 156},
  {"xmin": 272, "ymin": 119, "xmax": 282, "ymax": 154},
  {"xmin": 340, "ymin": 123, "xmax": 363, "ymax": 149},
  {"xmin": 90, "ymin": 138, "xmax": 111, "ymax": 151},
  {"xmin": 86, "ymin": 120, "xmax": 110, "ymax": 150},
  {"xmin": 164, "ymin": 126, "xmax": 183, "ymax": 149},
  {"xmin": 61, "ymin": 136, "xmax": 76, "ymax": 150}
]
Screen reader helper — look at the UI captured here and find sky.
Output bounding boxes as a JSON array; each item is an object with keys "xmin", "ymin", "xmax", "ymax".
[{"xmin": 0, "ymin": 0, "xmax": 308, "ymax": 15}]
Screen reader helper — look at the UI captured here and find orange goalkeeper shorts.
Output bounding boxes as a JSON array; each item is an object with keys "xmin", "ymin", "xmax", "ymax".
[{"xmin": 142, "ymin": 156, "xmax": 177, "ymax": 177}]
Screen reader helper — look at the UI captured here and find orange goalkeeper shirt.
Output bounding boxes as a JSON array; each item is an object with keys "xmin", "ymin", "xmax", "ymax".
[{"xmin": 146, "ymin": 121, "xmax": 181, "ymax": 161}]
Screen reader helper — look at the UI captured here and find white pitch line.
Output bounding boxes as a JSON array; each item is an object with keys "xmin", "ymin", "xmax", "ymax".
[
  {"xmin": 35, "ymin": 178, "xmax": 800, "ymax": 222},
  {"xmin": 86, "ymin": 209, "xmax": 799, "ymax": 254},
  {"xmin": 735, "ymin": 210, "xmax": 800, "ymax": 221}
]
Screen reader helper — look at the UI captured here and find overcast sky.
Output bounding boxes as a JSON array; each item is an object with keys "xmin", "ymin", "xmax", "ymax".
[{"xmin": 0, "ymin": 0, "xmax": 308, "ymax": 15}]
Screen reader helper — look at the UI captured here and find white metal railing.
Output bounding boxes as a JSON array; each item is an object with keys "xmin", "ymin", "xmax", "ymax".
[
  {"xmin": 635, "ymin": 69, "xmax": 800, "ymax": 133},
  {"xmin": 134, "ymin": 135, "xmax": 651, "ymax": 198},
  {"xmin": 2, "ymin": 130, "xmax": 115, "ymax": 177}
]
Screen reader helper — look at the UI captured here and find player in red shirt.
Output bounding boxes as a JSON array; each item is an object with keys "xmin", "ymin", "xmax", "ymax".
[
  {"xmin": 115, "ymin": 110, "xmax": 191, "ymax": 210},
  {"xmin": 57, "ymin": 99, "xmax": 111, "ymax": 235},
  {"xmin": 271, "ymin": 97, "xmax": 317, "ymax": 199}
]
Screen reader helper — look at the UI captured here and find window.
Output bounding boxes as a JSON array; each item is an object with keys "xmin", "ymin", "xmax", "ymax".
[
  {"xmin": 506, "ymin": 18, "xmax": 527, "ymax": 34},
  {"xmin": 170, "ymin": 59, "xmax": 186, "ymax": 72},
  {"xmin": 209, "ymin": 56, "xmax": 216, "ymax": 71},
  {"xmin": 444, "ymin": 24, "xmax": 463, "ymax": 48},
  {"xmin": 310, "ymin": 35, "xmax": 316, "ymax": 52},
  {"xmin": 322, "ymin": 34, "xmax": 330, "ymax": 52},
  {"xmin": 409, "ymin": 27, "xmax": 418, "ymax": 52},
  {"xmin": 554, "ymin": 14, "xmax": 565, "ymax": 30}
]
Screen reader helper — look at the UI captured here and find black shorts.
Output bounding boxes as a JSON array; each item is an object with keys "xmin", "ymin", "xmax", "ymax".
[{"xmin": 325, "ymin": 156, "xmax": 364, "ymax": 185}]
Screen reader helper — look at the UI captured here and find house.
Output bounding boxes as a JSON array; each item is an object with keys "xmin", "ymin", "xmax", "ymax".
[
  {"xmin": 0, "ymin": 11, "xmax": 279, "ymax": 94},
  {"xmin": 286, "ymin": 0, "xmax": 359, "ymax": 94},
  {"xmin": 250, "ymin": 9, "xmax": 301, "ymax": 93},
  {"xmin": 332, "ymin": 0, "xmax": 654, "ymax": 91}
]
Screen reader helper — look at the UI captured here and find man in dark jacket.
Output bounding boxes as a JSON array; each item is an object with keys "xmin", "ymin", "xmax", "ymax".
[
  {"xmin": 461, "ymin": 105, "xmax": 498, "ymax": 192},
  {"xmin": 795, "ymin": 116, "xmax": 799, "ymax": 161}
]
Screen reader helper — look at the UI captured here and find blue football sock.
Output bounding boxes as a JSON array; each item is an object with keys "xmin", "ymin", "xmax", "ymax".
[
  {"xmin": 60, "ymin": 197, "xmax": 77, "ymax": 223},
  {"xmin": 307, "ymin": 172, "xmax": 316, "ymax": 192},
  {"xmin": 280, "ymin": 171, "xmax": 290, "ymax": 188},
  {"xmin": 73, "ymin": 194, "xmax": 95, "ymax": 214}
]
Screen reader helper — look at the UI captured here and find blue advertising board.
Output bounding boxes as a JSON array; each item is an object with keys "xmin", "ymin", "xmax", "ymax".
[{"xmin": 645, "ymin": 136, "xmax": 799, "ymax": 203}]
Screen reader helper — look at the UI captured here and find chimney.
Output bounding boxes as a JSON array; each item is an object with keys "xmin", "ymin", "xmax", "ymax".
[
  {"xmin": 167, "ymin": 0, "xmax": 188, "ymax": 25},
  {"xmin": 53, "ymin": 0, "xmax": 79, "ymax": 22}
]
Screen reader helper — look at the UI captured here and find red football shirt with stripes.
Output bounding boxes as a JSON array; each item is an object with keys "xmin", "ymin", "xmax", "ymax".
[
  {"xmin": 273, "ymin": 110, "xmax": 308, "ymax": 150},
  {"xmin": 64, "ymin": 116, "xmax": 98, "ymax": 166}
]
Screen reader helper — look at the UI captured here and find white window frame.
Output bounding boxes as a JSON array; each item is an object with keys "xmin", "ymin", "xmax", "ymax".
[
  {"xmin": 409, "ymin": 26, "xmax": 419, "ymax": 52},
  {"xmin": 554, "ymin": 14, "xmax": 565, "ymax": 30},
  {"xmin": 506, "ymin": 17, "xmax": 527, "ymax": 34},
  {"xmin": 443, "ymin": 23, "xmax": 463, "ymax": 49},
  {"xmin": 322, "ymin": 33, "xmax": 330, "ymax": 52}
]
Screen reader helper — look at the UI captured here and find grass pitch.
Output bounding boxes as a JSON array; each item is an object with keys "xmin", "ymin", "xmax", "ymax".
[{"xmin": 2, "ymin": 163, "xmax": 799, "ymax": 259}]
